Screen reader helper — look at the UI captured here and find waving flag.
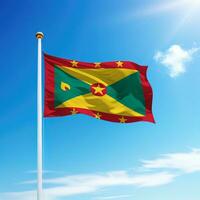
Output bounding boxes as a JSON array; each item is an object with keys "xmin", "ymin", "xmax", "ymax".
[{"xmin": 44, "ymin": 54, "xmax": 154, "ymax": 123}]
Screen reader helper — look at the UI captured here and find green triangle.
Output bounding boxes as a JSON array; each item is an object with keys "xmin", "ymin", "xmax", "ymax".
[
  {"xmin": 54, "ymin": 66, "xmax": 90, "ymax": 107},
  {"xmin": 107, "ymin": 72, "xmax": 146, "ymax": 115}
]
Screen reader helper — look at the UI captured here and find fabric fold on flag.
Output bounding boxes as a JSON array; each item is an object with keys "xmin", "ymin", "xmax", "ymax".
[{"xmin": 44, "ymin": 53, "xmax": 154, "ymax": 123}]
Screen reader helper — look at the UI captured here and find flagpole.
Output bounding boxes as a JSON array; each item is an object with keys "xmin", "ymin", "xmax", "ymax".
[{"xmin": 36, "ymin": 32, "xmax": 44, "ymax": 200}]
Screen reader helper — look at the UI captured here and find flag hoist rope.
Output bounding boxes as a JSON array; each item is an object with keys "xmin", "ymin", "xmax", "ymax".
[{"xmin": 36, "ymin": 32, "xmax": 44, "ymax": 200}]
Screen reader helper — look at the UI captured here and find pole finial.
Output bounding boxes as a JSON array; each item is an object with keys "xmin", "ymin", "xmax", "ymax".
[{"xmin": 36, "ymin": 32, "xmax": 44, "ymax": 39}]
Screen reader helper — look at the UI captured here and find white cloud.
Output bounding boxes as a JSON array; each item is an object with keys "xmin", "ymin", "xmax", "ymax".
[
  {"xmin": 0, "ymin": 191, "xmax": 36, "ymax": 200},
  {"xmin": 0, "ymin": 171, "xmax": 175, "ymax": 200},
  {"xmin": 2, "ymin": 149, "xmax": 200, "ymax": 200},
  {"xmin": 44, "ymin": 171, "xmax": 174, "ymax": 187},
  {"xmin": 143, "ymin": 149, "xmax": 200, "ymax": 173},
  {"xmin": 154, "ymin": 44, "xmax": 199, "ymax": 77},
  {"xmin": 21, "ymin": 170, "xmax": 174, "ymax": 187}
]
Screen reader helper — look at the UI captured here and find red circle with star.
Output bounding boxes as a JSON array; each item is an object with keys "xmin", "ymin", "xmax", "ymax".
[{"xmin": 90, "ymin": 83, "xmax": 107, "ymax": 96}]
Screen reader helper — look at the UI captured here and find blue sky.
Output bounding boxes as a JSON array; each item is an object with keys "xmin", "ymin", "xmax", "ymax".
[{"xmin": 0, "ymin": 0, "xmax": 200, "ymax": 199}]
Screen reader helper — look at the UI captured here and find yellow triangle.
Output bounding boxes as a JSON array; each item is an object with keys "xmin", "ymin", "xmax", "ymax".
[
  {"xmin": 56, "ymin": 93, "xmax": 144, "ymax": 117},
  {"xmin": 58, "ymin": 66, "xmax": 137, "ymax": 86}
]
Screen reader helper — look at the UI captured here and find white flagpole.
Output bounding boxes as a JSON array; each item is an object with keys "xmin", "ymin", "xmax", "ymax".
[{"xmin": 36, "ymin": 32, "xmax": 44, "ymax": 200}]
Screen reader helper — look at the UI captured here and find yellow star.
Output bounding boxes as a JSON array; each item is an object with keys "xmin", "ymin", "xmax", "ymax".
[
  {"xmin": 94, "ymin": 112, "xmax": 101, "ymax": 119},
  {"xmin": 94, "ymin": 62, "xmax": 101, "ymax": 68},
  {"xmin": 119, "ymin": 116, "xmax": 127, "ymax": 123},
  {"xmin": 70, "ymin": 108, "xmax": 78, "ymax": 115},
  {"xmin": 92, "ymin": 84, "xmax": 104, "ymax": 95},
  {"xmin": 71, "ymin": 60, "xmax": 78, "ymax": 67},
  {"xmin": 116, "ymin": 61, "xmax": 123, "ymax": 67}
]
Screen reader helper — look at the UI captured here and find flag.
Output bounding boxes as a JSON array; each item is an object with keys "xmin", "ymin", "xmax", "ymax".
[{"xmin": 44, "ymin": 54, "xmax": 154, "ymax": 123}]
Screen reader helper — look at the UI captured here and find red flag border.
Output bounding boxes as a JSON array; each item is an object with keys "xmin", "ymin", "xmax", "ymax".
[{"xmin": 44, "ymin": 53, "xmax": 155, "ymax": 123}]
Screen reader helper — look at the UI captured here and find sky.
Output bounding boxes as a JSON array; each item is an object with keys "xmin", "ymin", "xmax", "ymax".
[{"xmin": 0, "ymin": 0, "xmax": 200, "ymax": 199}]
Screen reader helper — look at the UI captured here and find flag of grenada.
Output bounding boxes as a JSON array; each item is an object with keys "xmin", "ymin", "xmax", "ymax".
[{"xmin": 44, "ymin": 54, "xmax": 154, "ymax": 123}]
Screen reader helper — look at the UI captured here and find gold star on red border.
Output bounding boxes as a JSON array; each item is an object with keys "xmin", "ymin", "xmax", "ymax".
[
  {"xmin": 70, "ymin": 108, "xmax": 78, "ymax": 115},
  {"xmin": 116, "ymin": 61, "xmax": 123, "ymax": 67},
  {"xmin": 94, "ymin": 62, "xmax": 101, "ymax": 68},
  {"xmin": 119, "ymin": 116, "xmax": 127, "ymax": 123},
  {"xmin": 94, "ymin": 112, "xmax": 101, "ymax": 119},
  {"xmin": 70, "ymin": 60, "xmax": 78, "ymax": 67}
]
